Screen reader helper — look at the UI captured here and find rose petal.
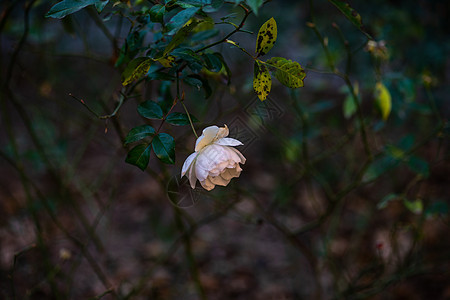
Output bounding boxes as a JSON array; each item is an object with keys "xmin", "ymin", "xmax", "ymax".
[
  {"xmin": 209, "ymin": 174, "xmax": 230, "ymax": 186},
  {"xmin": 220, "ymin": 168, "xmax": 233, "ymax": 180},
  {"xmin": 195, "ymin": 126, "xmax": 219, "ymax": 151},
  {"xmin": 216, "ymin": 125, "xmax": 229, "ymax": 140},
  {"xmin": 188, "ymin": 161, "xmax": 197, "ymax": 189},
  {"xmin": 195, "ymin": 152, "xmax": 212, "ymax": 182},
  {"xmin": 181, "ymin": 152, "xmax": 198, "ymax": 177},
  {"xmin": 215, "ymin": 137, "xmax": 243, "ymax": 147},
  {"xmin": 200, "ymin": 177, "xmax": 215, "ymax": 191},
  {"xmin": 228, "ymin": 147, "xmax": 246, "ymax": 164}
]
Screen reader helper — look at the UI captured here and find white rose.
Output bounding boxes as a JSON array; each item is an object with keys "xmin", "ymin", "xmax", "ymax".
[{"xmin": 181, "ymin": 125, "xmax": 246, "ymax": 191}]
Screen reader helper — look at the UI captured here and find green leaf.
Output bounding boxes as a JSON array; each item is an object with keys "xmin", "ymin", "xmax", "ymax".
[
  {"xmin": 377, "ymin": 193, "xmax": 400, "ymax": 210},
  {"xmin": 246, "ymin": 0, "xmax": 263, "ymax": 15},
  {"xmin": 121, "ymin": 57, "xmax": 152, "ymax": 86},
  {"xmin": 148, "ymin": 70, "xmax": 176, "ymax": 81},
  {"xmin": 163, "ymin": 20, "xmax": 200, "ymax": 55},
  {"xmin": 94, "ymin": 0, "xmax": 108, "ymax": 13},
  {"xmin": 183, "ymin": 76, "xmax": 203, "ymax": 90},
  {"xmin": 403, "ymin": 198, "xmax": 423, "ymax": 215},
  {"xmin": 363, "ymin": 156, "xmax": 397, "ymax": 182},
  {"xmin": 150, "ymin": 4, "xmax": 166, "ymax": 23},
  {"xmin": 115, "ymin": 31, "xmax": 145, "ymax": 67},
  {"xmin": 166, "ymin": 7, "xmax": 200, "ymax": 35},
  {"xmin": 166, "ymin": 112, "xmax": 199, "ymax": 126},
  {"xmin": 185, "ymin": 74, "xmax": 212, "ymax": 98},
  {"xmin": 213, "ymin": 52, "xmax": 231, "ymax": 84},
  {"xmin": 343, "ymin": 95, "xmax": 357, "ymax": 119},
  {"xmin": 328, "ymin": 0, "xmax": 368, "ymax": 36},
  {"xmin": 253, "ymin": 61, "xmax": 272, "ymax": 101},
  {"xmin": 46, "ymin": 0, "xmax": 99, "ymax": 18},
  {"xmin": 171, "ymin": 48, "xmax": 203, "ymax": 73},
  {"xmin": 138, "ymin": 101, "xmax": 164, "ymax": 119},
  {"xmin": 191, "ymin": 29, "xmax": 219, "ymax": 42},
  {"xmin": 407, "ymin": 156, "xmax": 430, "ymax": 178},
  {"xmin": 342, "ymin": 82, "xmax": 359, "ymax": 119},
  {"xmin": 125, "ymin": 144, "xmax": 152, "ymax": 171},
  {"xmin": 266, "ymin": 57, "xmax": 306, "ymax": 88},
  {"xmin": 385, "ymin": 145, "xmax": 406, "ymax": 161},
  {"xmin": 124, "ymin": 125, "xmax": 156, "ymax": 145},
  {"xmin": 152, "ymin": 133, "xmax": 175, "ymax": 164},
  {"xmin": 374, "ymin": 81, "xmax": 392, "ymax": 121},
  {"xmin": 255, "ymin": 17, "xmax": 277, "ymax": 57},
  {"xmin": 177, "ymin": 0, "xmax": 211, "ymax": 6},
  {"xmin": 203, "ymin": 53, "xmax": 223, "ymax": 72}
]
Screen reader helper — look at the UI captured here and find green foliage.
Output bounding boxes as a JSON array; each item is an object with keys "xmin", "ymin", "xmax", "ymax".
[
  {"xmin": 407, "ymin": 156, "xmax": 430, "ymax": 178},
  {"xmin": 166, "ymin": 112, "xmax": 199, "ymax": 126},
  {"xmin": 150, "ymin": 4, "xmax": 166, "ymax": 23},
  {"xmin": 124, "ymin": 125, "xmax": 156, "ymax": 145},
  {"xmin": 125, "ymin": 144, "xmax": 152, "ymax": 171},
  {"xmin": 138, "ymin": 101, "xmax": 164, "ymax": 120},
  {"xmin": 246, "ymin": 0, "xmax": 264, "ymax": 15},
  {"xmin": 152, "ymin": 133, "xmax": 175, "ymax": 164},
  {"xmin": 328, "ymin": 0, "xmax": 369, "ymax": 36},
  {"xmin": 163, "ymin": 20, "xmax": 201, "ymax": 56},
  {"xmin": 166, "ymin": 7, "xmax": 200, "ymax": 35},
  {"xmin": 46, "ymin": 0, "xmax": 101, "ymax": 19}
]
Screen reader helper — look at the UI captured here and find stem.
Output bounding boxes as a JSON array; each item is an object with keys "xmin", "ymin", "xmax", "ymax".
[
  {"xmin": 195, "ymin": 3, "xmax": 251, "ymax": 53},
  {"xmin": 226, "ymin": 39, "xmax": 256, "ymax": 59},
  {"xmin": 182, "ymin": 101, "xmax": 198, "ymax": 138}
]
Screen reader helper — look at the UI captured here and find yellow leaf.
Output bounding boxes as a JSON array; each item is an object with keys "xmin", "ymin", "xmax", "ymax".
[
  {"xmin": 374, "ymin": 82, "xmax": 392, "ymax": 121},
  {"xmin": 255, "ymin": 17, "xmax": 277, "ymax": 57},
  {"xmin": 253, "ymin": 61, "xmax": 271, "ymax": 101},
  {"xmin": 122, "ymin": 57, "xmax": 152, "ymax": 86},
  {"xmin": 157, "ymin": 55, "xmax": 176, "ymax": 67},
  {"xmin": 265, "ymin": 57, "xmax": 306, "ymax": 88}
]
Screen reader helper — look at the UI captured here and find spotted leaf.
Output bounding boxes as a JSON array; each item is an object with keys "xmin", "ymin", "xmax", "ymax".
[
  {"xmin": 266, "ymin": 57, "xmax": 306, "ymax": 88},
  {"xmin": 253, "ymin": 61, "xmax": 272, "ymax": 101},
  {"xmin": 255, "ymin": 17, "xmax": 277, "ymax": 57}
]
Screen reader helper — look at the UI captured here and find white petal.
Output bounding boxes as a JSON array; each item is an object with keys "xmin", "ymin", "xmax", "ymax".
[
  {"xmin": 195, "ymin": 126, "xmax": 219, "ymax": 151},
  {"xmin": 181, "ymin": 152, "xmax": 198, "ymax": 177},
  {"xmin": 214, "ymin": 137, "xmax": 243, "ymax": 147},
  {"xmin": 209, "ymin": 174, "xmax": 230, "ymax": 186},
  {"xmin": 208, "ymin": 160, "xmax": 229, "ymax": 177},
  {"xmin": 216, "ymin": 125, "xmax": 229, "ymax": 139},
  {"xmin": 188, "ymin": 161, "xmax": 197, "ymax": 189},
  {"xmin": 195, "ymin": 154, "xmax": 211, "ymax": 182},
  {"xmin": 200, "ymin": 177, "xmax": 215, "ymax": 191},
  {"xmin": 228, "ymin": 147, "xmax": 246, "ymax": 164},
  {"xmin": 223, "ymin": 147, "xmax": 242, "ymax": 164}
]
